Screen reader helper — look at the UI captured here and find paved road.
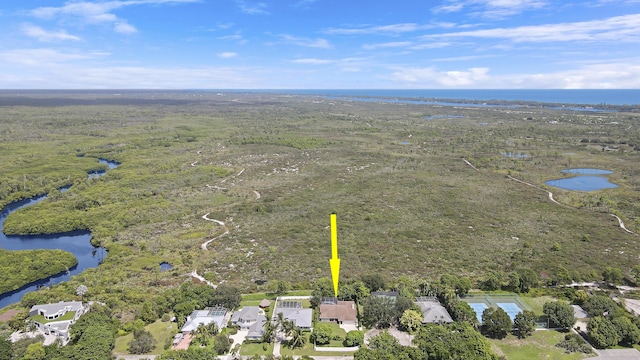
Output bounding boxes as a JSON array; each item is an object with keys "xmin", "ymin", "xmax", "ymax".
[{"xmin": 591, "ymin": 349, "xmax": 640, "ymax": 360}]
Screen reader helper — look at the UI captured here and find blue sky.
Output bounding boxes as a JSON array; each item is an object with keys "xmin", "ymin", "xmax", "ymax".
[{"xmin": 1, "ymin": 0, "xmax": 639, "ymax": 89}]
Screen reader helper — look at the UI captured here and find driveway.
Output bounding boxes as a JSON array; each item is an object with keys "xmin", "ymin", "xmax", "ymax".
[
  {"xmin": 339, "ymin": 324, "xmax": 358, "ymax": 333},
  {"xmin": 591, "ymin": 349, "xmax": 640, "ymax": 360},
  {"xmin": 229, "ymin": 329, "xmax": 248, "ymax": 347}
]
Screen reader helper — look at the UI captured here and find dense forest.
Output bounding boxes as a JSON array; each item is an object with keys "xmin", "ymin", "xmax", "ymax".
[{"xmin": 0, "ymin": 249, "xmax": 76, "ymax": 293}]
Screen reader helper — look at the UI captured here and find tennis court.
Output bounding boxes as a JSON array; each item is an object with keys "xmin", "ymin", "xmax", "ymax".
[
  {"xmin": 497, "ymin": 302, "xmax": 523, "ymax": 321},
  {"xmin": 462, "ymin": 293, "xmax": 530, "ymax": 323},
  {"xmin": 468, "ymin": 302, "xmax": 489, "ymax": 322}
]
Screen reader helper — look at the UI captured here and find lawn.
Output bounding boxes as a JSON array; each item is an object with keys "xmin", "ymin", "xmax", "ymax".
[
  {"xmin": 520, "ymin": 295, "xmax": 561, "ymax": 315},
  {"xmin": 490, "ymin": 330, "xmax": 590, "ymax": 360},
  {"xmin": 279, "ymin": 323, "xmax": 354, "ymax": 357},
  {"xmin": 113, "ymin": 320, "xmax": 177, "ymax": 355},
  {"xmin": 30, "ymin": 311, "xmax": 76, "ymax": 324},
  {"xmin": 239, "ymin": 342, "xmax": 274, "ymax": 356}
]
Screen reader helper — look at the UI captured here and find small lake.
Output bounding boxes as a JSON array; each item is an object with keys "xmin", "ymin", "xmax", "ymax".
[
  {"xmin": 546, "ymin": 168, "xmax": 618, "ymax": 191},
  {"xmin": 160, "ymin": 262, "xmax": 174, "ymax": 271},
  {"xmin": 0, "ymin": 158, "xmax": 119, "ymax": 309},
  {"xmin": 562, "ymin": 168, "xmax": 613, "ymax": 175}
]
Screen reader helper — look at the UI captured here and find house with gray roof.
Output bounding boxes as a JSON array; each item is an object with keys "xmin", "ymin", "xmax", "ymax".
[
  {"xmin": 246, "ymin": 314, "xmax": 268, "ymax": 340},
  {"xmin": 181, "ymin": 306, "xmax": 227, "ymax": 334},
  {"xmin": 572, "ymin": 305, "xmax": 589, "ymax": 319},
  {"xmin": 415, "ymin": 297, "xmax": 453, "ymax": 324},
  {"xmin": 29, "ymin": 301, "xmax": 88, "ymax": 344},
  {"xmin": 230, "ymin": 306, "xmax": 264, "ymax": 330},
  {"xmin": 277, "ymin": 308, "xmax": 313, "ymax": 330}
]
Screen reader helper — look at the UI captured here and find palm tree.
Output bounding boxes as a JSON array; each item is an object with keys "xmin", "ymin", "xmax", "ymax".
[
  {"xmin": 195, "ymin": 323, "xmax": 210, "ymax": 346},
  {"xmin": 207, "ymin": 322, "xmax": 219, "ymax": 336},
  {"xmin": 262, "ymin": 321, "xmax": 275, "ymax": 344},
  {"xmin": 282, "ymin": 319, "xmax": 295, "ymax": 337},
  {"xmin": 288, "ymin": 327, "xmax": 306, "ymax": 349},
  {"xmin": 76, "ymin": 284, "xmax": 88, "ymax": 301}
]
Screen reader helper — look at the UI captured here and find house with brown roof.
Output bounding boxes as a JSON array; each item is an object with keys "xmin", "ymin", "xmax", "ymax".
[{"xmin": 319, "ymin": 299, "xmax": 358, "ymax": 325}]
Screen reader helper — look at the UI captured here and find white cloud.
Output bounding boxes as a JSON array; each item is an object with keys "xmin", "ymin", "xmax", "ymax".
[
  {"xmin": 114, "ymin": 22, "xmax": 138, "ymax": 34},
  {"xmin": 391, "ymin": 66, "xmax": 490, "ymax": 87},
  {"xmin": 217, "ymin": 23, "xmax": 234, "ymax": 30},
  {"xmin": 388, "ymin": 62, "xmax": 640, "ymax": 88},
  {"xmin": 219, "ymin": 34, "xmax": 244, "ymax": 41},
  {"xmin": 236, "ymin": 1, "xmax": 269, "ymax": 14},
  {"xmin": 218, "ymin": 52, "xmax": 238, "ymax": 58},
  {"xmin": 513, "ymin": 62, "xmax": 640, "ymax": 89},
  {"xmin": 433, "ymin": 0, "xmax": 547, "ymax": 18},
  {"xmin": 362, "ymin": 41, "xmax": 413, "ymax": 50},
  {"xmin": 425, "ymin": 13, "xmax": 640, "ymax": 43},
  {"xmin": 291, "ymin": 58, "xmax": 334, "ymax": 64},
  {"xmin": 409, "ymin": 42, "xmax": 453, "ymax": 50},
  {"xmin": 0, "ymin": 65, "xmax": 262, "ymax": 89},
  {"xmin": 29, "ymin": 0, "xmax": 197, "ymax": 33},
  {"xmin": 278, "ymin": 35, "xmax": 331, "ymax": 48},
  {"xmin": 294, "ymin": 0, "xmax": 320, "ymax": 7},
  {"xmin": 22, "ymin": 24, "xmax": 81, "ymax": 42},
  {"xmin": 0, "ymin": 48, "xmax": 107, "ymax": 66},
  {"xmin": 325, "ymin": 23, "xmax": 424, "ymax": 35}
]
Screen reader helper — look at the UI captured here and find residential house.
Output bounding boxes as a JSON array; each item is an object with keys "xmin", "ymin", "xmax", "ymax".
[
  {"xmin": 181, "ymin": 306, "xmax": 227, "ymax": 334},
  {"xmin": 29, "ymin": 301, "xmax": 89, "ymax": 344},
  {"xmin": 277, "ymin": 308, "xmax": 313, "ymax": 330},
  {"xmin": 230, "ymin": 306, "xmax": 264, "ymax": 330},
  {"xmin": 415, "ymin": 297, "xmax": 453, "ymax": 324},
  {"xmin": 318, "ymin": 300, "xmax": 358, "ymax": 325},
  {"xmin": 246, "ymin": 314, "xmax": 268, "ymax": 341}
]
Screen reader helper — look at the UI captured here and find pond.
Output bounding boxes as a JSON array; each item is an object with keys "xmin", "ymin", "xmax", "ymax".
[
  {"xmin": 0, "ymin": 158, "xmax": 119, "ymax": 309},
  {"xmin": 545, "ymin": 168, "xmax": 618, "ymax": 191},
  {"xmin": 160, "ymin": 262, "xmax": 174, "ymax": 271}
]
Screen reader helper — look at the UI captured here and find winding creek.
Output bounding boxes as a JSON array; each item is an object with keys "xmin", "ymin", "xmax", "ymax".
[{"xmin": 0, "ymin": 159, "xmax": 118, "ymax": 309}]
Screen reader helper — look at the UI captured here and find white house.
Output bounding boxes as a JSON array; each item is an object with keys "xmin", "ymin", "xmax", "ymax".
[{"xmin": 28, "ymin": 301, "xmax": 88, "ymax": 344}]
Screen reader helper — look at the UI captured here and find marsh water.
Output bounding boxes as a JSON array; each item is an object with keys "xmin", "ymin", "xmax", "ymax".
[
  {"xmin": 0, "ymin": 159, "xmax": 118, "ymax": 308},
  {"xmin": 546, "ymin": 168, "xmax": 618, "ymax": 191}
]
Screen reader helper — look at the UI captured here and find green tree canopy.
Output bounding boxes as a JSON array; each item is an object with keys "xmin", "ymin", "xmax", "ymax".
[
  {"xmin": 344, "ymin": 330, "xmax": 365, "ymax": 347},
  {"xmin": 481, "ymin": 307, "xmax": 512, "ymax": 339},
  {"xmin": 612, "ymin": 316, "xmax": 640, "ymax": 346},
  {"xmin": 362, "ymin": 295, "xmax": 396, "ymax": 328},
  {"xmin": 399, "ymin": 309, "xmax": 423, "ymax": 334},
  {"xmin": 513, "ymin": 310, "xmax": 537, "ymax": 338},
  {"xmin": 211, "ymin": 284, "xmax": 241, "ymax": 310},
  {"xmin": 414, "ymin": 322, "xmax": 497, "ymax": 360},
  {"xmin": 128, "ymin": 329, "xmax": 156, "ymax": 354},
  {"xmin": 582, "ymin": 295, "xmax": 619, "ymax": 318},
  {"xmin": 588, "ymin": 316, "xmax": 622, "ymax": 348},
  {"xmin": 362, "ymin": 274, "xmax": 386, "ymax": 292},
  {"xmin": 310, "ymin": 322, "xmax": 333, "ymax": 345},
  {"xmin": 543, "ymin": 301, "xmax": 576, "ymax": 330},
  {"xmin": 602, "ymin": 267, "xmax": 623, "ymax": 285}
]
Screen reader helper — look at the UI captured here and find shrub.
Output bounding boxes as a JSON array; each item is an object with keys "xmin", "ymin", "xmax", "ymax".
[
  {"xmin": 556, "ymin": 334, "xmax": 592, "ymax": 354},
  {"xmin": 344, "ymin": 330, "xmax": 364, "ymax": 347}
]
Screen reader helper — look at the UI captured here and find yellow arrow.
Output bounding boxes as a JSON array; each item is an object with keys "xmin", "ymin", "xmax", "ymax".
[{"xmin": 329, "ymin": 213, "xmax": 340, "ymax": 297}]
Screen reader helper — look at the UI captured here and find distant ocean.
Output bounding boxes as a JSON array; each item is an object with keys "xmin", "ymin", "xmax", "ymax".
[{"xmin": 232, "ymin": 89, "xmax": 640, "ymax": 106}]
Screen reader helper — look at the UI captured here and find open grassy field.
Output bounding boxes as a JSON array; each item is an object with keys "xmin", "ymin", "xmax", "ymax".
[
  {"xmin": 113, "ymin": 320, "xmax": 177, "ymax": 355},
  {"xmin": 489, "ymin": 330, "xmax": 589, "ymax": 360},
  {"xmin": 1, "ymin": 91, "xmax": 640, "ymax": 315}
]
